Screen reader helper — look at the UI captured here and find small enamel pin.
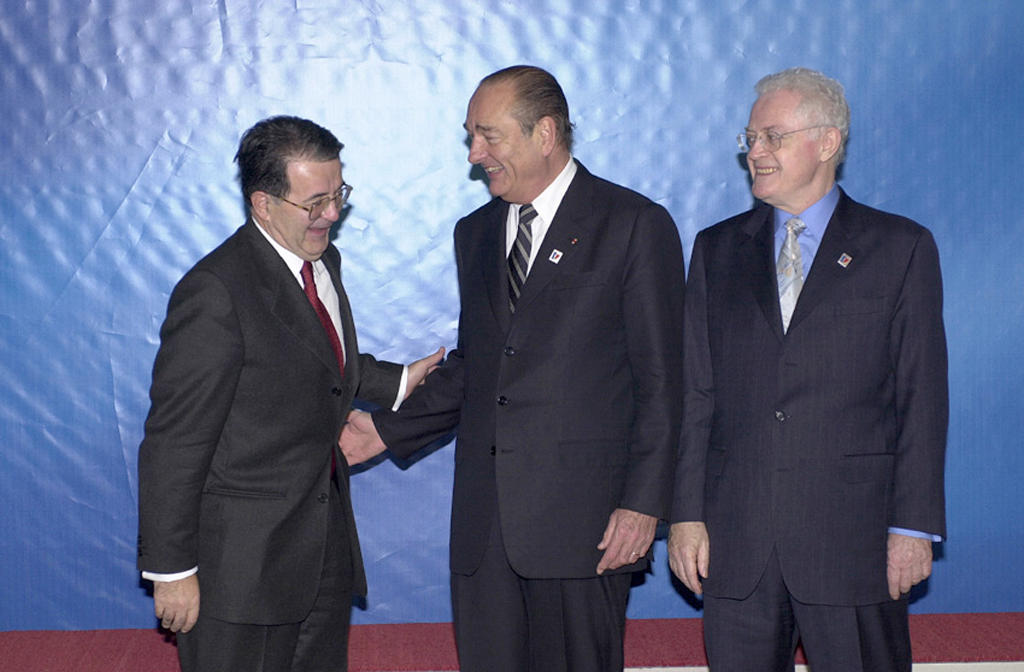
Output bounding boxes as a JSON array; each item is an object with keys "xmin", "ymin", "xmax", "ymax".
[
  {"xmin": 837, "ymin": 253, "xmax": 853, "ymax": 268},
  {"xmin": 549, "ymin": 249, "xmax": 564, "ymax": 263},
  {"xmin": 570, "ymin": 238, "xmax": 579, "ymax": 246}
]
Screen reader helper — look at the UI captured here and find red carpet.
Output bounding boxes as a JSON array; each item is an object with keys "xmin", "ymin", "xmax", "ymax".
[{"xmin": 1, "ymin": 613, "xmax": 1022, "ymax": 671}]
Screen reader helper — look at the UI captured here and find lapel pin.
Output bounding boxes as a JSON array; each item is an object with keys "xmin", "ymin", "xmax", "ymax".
[
  {"xmin": 570, "ymin": 237, "xmax": 578, "ymax": 246},
  {"xmin": 837, "ymin": 253, "xmax": 853, "ymax": 268},
  {"xmin": 549, "ymin": 249, "xmax": 564, "ymax": 264}
]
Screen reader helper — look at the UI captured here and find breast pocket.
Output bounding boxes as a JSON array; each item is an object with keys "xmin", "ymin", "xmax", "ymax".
[
  {"xmin": 550, "ymin": 271, "xmax": 605, "ymax": 290},
  {"xmin": 833, "ymin": 297, "xmax": 887, "ymax": 317}
]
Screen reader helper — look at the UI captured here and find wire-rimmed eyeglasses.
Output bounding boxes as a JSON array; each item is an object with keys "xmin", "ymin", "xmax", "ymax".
[{"xmin": 278, "ymin": 183, "xmax": 353, "ymax": 221}]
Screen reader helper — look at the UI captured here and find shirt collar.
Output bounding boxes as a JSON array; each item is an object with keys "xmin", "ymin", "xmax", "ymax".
[
  {"xmin": 251, "ymin": 218, "xmax": 324, "ymax": 284},
  {"xmin": 773, "ymin": 184, "xmax": 840, "ymax": 240},
  {"xmin": 521, "ymin": 155, "xmax": 577, "ymax": 223}
]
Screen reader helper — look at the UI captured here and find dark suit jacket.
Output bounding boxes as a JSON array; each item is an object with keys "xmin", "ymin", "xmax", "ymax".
[
  {"xmin": 137, "ymin": 221, "xmax": 402, "ymax": 624},
  {"xmin": 672, "ymin": 190, "xmax": 947, "ymax": 606},
  {"xmin": 375, "ymin": 162, "xmax": 686, "ymax": 578}
]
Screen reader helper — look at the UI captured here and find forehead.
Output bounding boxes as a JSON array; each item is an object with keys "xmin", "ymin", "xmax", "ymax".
[
  {"xmin": 748, "ymin": 89, "xmax": 806, "ymax": 128},
  {"xmin": 465, "ymin": 82, "xmax": 519, "ymax": 129},
  {"xmin": 285, "ymin": 158, "xmax": 342, "ymax": 197}
]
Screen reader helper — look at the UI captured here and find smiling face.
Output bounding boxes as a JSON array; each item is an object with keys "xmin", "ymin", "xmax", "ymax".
[
  {"xmin": 464, "ymin": 82, "xmax": 558, "ymax": 205},
  {"xmin": 746, "ymin": 88, "xmax": 839, "ymax": 214},
  {"xmin": 252, "ymin": 158, "xmax": 343, "ymax": 261}
]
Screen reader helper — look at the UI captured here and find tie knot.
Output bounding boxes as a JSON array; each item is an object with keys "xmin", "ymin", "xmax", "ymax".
[
  {"xmin": 786, "ymin": 217, "xmax": 806, "ymax": 236},
  {"xmin": 300, "ymin": 260, "xmax": 316, "ymax": 288},
  {"xmin": 519, "ymin": 203, "xmax": 538, "ymax": 226}
]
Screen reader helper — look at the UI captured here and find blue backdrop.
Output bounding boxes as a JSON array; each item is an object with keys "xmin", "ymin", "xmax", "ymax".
[{"xmin": 1, "ymin": 0, "xmax": 1022, "ymax": 631}]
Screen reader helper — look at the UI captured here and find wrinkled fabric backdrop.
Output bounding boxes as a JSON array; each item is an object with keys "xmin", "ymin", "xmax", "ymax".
[{"xmin": 1, "ymin": 0, "xmax": 1022, "ymax": 630}]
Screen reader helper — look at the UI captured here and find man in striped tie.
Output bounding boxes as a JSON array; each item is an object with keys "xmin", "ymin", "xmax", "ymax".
[{"xmin": 342, "ymin": 65, "xmax": 686, "ymax": 671}]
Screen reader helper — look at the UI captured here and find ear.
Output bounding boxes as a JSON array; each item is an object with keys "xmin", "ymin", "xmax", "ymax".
[
  {"xmin": 250, "ymin": 190, "xmax": 273, "ymax": 221},
  {"xmin": 819, "ymin": 127, "xmax": 842, "ymax": 163},
  {"xmin": 535, "ymin": 116, "xmax": 558, "ymax": 156}
]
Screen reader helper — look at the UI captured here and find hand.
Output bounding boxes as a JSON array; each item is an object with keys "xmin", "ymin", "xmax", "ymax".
[
  {"xmin": 153, "ymin": 574, "xmax": 199, "ymax": 633},
  {"xmin": 668, "ymin": 521, "xmax": 709, "ymax": 595},
  {"xmin": 339, "ymin": 410, "xmax": 387, "ymax": 465},
  {"xmin": 595, "ymin": 508, "xmax": 658, "ymax": 575},
  {"xmin": 887, "ymin": 532, "xmax": 933, "ymax": 600},
  {"xmin": 405, "ymin": 346, "xmax": 445, "ymax": 399}
]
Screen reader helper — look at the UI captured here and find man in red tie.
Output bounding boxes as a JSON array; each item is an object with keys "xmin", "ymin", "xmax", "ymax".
[{"xmin": 137, "ymin": 116, "xmax": 441, "ymax": 672}]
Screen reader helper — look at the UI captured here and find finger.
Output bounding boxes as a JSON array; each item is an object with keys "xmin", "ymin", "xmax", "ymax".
[
  {"xmin": 596, "ymin": 518, "xmax": 616, "ymax": 551},
  {"xmin": 887, "ymin": 568, "xmax": 901, "ymax": 600},
  {"xmin": 181, "ymin": 607, "xmax": 199, "ymax": 634},
  {"xmin": 697, "ymin": 540, "xmax": 710, "ymax": 579}
]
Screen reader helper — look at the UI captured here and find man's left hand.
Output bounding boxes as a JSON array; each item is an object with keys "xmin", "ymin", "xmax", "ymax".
[
  {"xmin": 887, "ymin": 532, "xmax": 933, "ymax": 600},
  {"xmin": 596, "ymin": 508, "xmax": 657, "ymax": 575},
  {"xmin": 405, "ymin": 347, "xmax": 445, "ymax": 399}
]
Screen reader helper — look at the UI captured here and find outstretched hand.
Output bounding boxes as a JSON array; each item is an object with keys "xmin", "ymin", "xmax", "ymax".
[
  {"xmin": 406, "ymin": 346, "xmax": 445, "ymax": 399},
  {"xmin": 339, "ymin": 410, "xmax": 387, "ymax": 465}
]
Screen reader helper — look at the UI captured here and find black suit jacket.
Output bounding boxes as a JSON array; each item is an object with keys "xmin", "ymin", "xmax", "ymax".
[
  {"xmin": 375, "ymin": 162, "xmax": 686, "ymax": 578},
  {"xmin": 137, "ymin": 221, "xmax": 402, "ymax": 624},
  {"xmin": 672, "ymin": 190, "xmax": 948, "ymax": 605}
]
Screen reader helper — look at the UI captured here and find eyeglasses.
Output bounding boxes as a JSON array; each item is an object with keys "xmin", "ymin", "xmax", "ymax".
[
  {"xmin": 278, "ymin": 183, "xmax": 353, "ymax": 221},
  {"xmin": 737, "ymin": 126, "xmax": 829, "ymax": 153}
]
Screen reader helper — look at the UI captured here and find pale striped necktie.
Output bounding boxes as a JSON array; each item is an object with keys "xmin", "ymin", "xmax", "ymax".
[{"xmin": 777, "ymin": 216, "xmax": 806, "ymax": 333}]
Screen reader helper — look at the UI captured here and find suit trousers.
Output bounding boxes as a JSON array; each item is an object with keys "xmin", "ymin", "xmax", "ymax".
[
  {"xmin": 177, "ymin": 477, "xmax": 355, "ymax": 672},
  {"xmin": 451, "ymin": 511, "xmax": 632, "ymax": 672},
  {"xmin": 703, "ymin": 547, "xmax": 911, "ymax": 672}
]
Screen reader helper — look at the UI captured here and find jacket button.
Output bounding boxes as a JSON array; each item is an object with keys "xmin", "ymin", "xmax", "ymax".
[
  {"xmin": 497, "ymin": 395, "xmax": 510, "ymax": 406},
  {"xmin": 775, "ymin": 410, "xmax": 786, "ymax": 422},
  {"xmin": 331, "ymin": 387, "xmax": 342, "ymax": 396},
  {"xmin": 490, "ymin": 446, "xmax": 496, "ymax": 456},
  {"xmin": 503, "ymin": 346, "xmax": 516, "ymax": 356},
  {"xmin": 318, "ymin": 492, "xmax": 329, "ymax": 503}
]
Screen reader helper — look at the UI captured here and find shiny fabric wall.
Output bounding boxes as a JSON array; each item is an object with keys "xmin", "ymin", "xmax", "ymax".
[{"xmin": 1, "ymin": 0, "xmax": 1021, "ymax": 630}]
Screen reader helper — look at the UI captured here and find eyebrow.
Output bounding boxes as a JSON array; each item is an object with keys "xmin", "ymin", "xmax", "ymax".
[
  {"xmin": 465, "ymin": 123, "xmax": 499, "ymax": 135},
  {"xmin": 300, "ymin": 185, "xmax": 343, "ymax": 204}
]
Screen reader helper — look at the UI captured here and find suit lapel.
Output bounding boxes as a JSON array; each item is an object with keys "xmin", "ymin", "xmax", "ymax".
[
  {"xmin": 244, "ymin": 223, "xmax": 344, "ymax": 382},
  {"xmin": 322, "ymin": 245, "xmax": 357, "ymax": 386},
  {"xmin": 741, "ymin": 206, "xmax": 785, "ymax": 341},
  {"xmin": 513, "ymin": 163, "xmax": 592, "ymax": 314},
  {"xmin": 787, "ymin": 191, "xmax": 863, "ymax": 332},
  {"xmin": 481, "ymin": 201, "xmax": 513, "ymax": 333}
]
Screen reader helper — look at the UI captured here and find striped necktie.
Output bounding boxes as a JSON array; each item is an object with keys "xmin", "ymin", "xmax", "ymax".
[
  {"xmin": 777, "ymin": 216, "xmax": 806, "ymax": 333},
  {"xmin": 508, "ymin": 203, "xmax": 536, "ymax": 313}
]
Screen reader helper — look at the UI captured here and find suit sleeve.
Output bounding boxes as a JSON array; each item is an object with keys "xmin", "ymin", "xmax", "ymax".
[
  {"xmin": 888, "ymin": 228, "xmax": 948, "ymax": 537},
  {"xmin": 671, "ymin": 230, "xmax": 712, "ymax": 523},
  {"xmin": 616, "ymin": 202, "xmax": 686, "ymax": 520},
  {"xmin": 354, "ymin": 353, "xmax": 404, "ymax": 408},
  {"xmin": 137, "ymin": 270, "xmax": 243, "ymax": 573}
]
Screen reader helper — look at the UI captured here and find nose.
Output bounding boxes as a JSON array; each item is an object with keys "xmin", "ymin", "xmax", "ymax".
[
  {"xmin": 320, "ymin": 199, "xmax": 341, "ymax": 222},
  {"xmin": 747, "ymin": 133, "xmax": 770, "ymax": 158},
  {"xmin": 467, "ymin": 136, "xmax": 486, "ymax": 164}
]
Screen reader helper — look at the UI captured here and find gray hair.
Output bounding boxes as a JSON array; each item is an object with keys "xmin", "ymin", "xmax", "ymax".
[{"xmin": 756, "ymin": 67, "xmax": 850, "ymax": 164}]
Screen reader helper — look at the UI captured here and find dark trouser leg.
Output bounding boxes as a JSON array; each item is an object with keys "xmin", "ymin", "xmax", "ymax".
[
  {"xmin": 451, "ymin": 515, "xmax": 631, "ymax": 672},
  {"xmin": 703, "ymin": 549, "xmax": 797, "ymax": 672},
  {"xmin": 178, "ymin": 478, "xmax": 353, "ymax": 672},
  {"xmin": 794, "ymin": 595, "xmax": 911, "ymax": 672}
]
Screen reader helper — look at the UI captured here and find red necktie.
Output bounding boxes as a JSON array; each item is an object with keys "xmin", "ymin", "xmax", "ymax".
[{"xmin": 300, "ymin": 261, "xmax": 345, "ymax": 376}]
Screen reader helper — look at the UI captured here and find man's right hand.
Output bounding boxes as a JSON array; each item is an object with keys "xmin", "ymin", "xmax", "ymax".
[
  {"xmin": 668, "ymin": 521, "xmax": 710, "ymax": 596},
  {"xmin": 153, "ymin": 574, "xmax": 200, "ymax": 633},
  {"xmin": 340, "ymin": 410, "xmax": 388, "ymax": 465}
]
